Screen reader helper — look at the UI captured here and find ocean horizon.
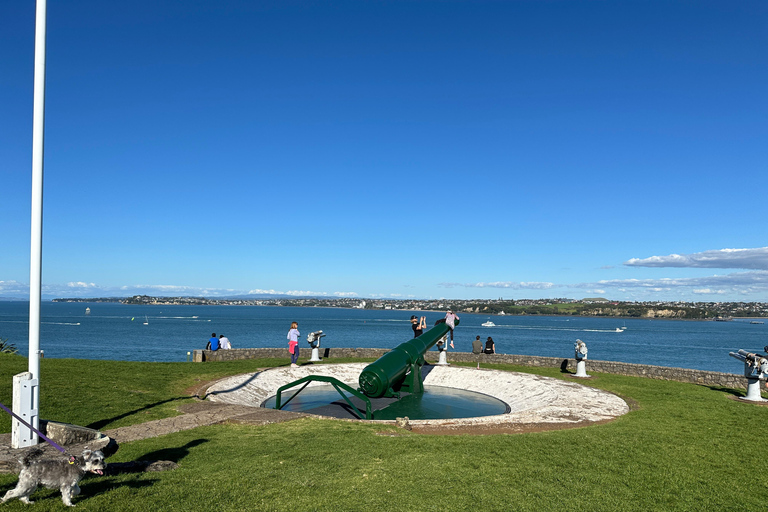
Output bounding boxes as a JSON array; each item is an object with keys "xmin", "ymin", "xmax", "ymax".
[{"xmin": 0, "ymin": 301, "xmax": 764, "ymax": 374}]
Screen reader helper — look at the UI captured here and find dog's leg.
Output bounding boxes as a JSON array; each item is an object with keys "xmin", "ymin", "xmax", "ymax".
[
  {"xmin": 72, "ymin": 483, "xmax": 81, "ymax": 496},
  {"xmin": 60, "ymin": 485, "xmax": 75, "ymax": 507},
  {"xmin": 2, "ymin": 484, "xmax": 37, "ymax": 504}
]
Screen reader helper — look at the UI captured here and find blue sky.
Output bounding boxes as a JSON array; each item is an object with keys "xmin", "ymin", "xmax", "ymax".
[{"xmin": 1, "ymin": 0, "xmax": 767, "ymax": 301}]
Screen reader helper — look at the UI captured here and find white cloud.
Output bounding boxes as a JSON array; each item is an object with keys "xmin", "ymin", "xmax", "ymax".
[
  {"xmin": 0, "ymin": 280, "xmax": 28, "ymax": 296},
  {"xmin": 625, "ymin": 247, "xmax": 768, "ymax": 270},
  {"xmin": 577, "ymin": 270, "xmax": 768, "ymax": 296},
  {"xmin": 440, "ymin": 281, "xmax": 556, "ymax": 290},
  {"xmin": 333, "ymin": 291, "xmax": 359, "ymax": 297},
  {"xmin": 285, "ymin": 290, "xmax": 327, "ymax": 296},
  {"xmin": 67, "ymin": 281, "xmax": 97, "ymax": 288},
  {"xmin": 693, "ymin": 288, "xmax": 726, "ymax": 294}
]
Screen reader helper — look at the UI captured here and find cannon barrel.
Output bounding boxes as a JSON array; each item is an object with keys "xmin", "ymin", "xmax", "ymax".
[
  {"xmin": 358, "ymin": 319, "xmax": 459, "ymax": 398},
  {"xmin": 730, "ymin": 351, "xmax": 748, "ymax": 363}
]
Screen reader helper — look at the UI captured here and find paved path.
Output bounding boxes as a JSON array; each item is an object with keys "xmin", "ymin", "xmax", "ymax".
[{"xmin": 0, "ymin": 400, "xmax": 305, "ymax": 473}]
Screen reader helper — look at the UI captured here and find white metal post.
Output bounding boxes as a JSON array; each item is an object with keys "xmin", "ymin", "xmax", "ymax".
[{"xmin": 27, "ymin": 0, "xmax": 48, "ymax": 446}]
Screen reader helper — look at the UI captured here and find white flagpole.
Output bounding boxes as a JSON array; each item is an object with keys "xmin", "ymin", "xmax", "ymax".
[{"xmin": 28, "ymin": 0, "xmax": 48, "ymax": 445}]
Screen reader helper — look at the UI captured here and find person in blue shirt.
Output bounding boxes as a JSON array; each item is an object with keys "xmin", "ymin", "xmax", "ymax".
[{"xmin": 208, "ymin": 333, "xmax": 219, "ymax": 351}]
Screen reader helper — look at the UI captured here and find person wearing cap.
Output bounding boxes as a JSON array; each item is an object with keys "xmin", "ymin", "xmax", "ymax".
[{"xmin": 410, "ymin": 315, "xmax": 426, "ymax": 337}]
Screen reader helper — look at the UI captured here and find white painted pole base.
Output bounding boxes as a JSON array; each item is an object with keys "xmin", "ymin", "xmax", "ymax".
[
  {"xmin": 574, "ymin": 360, "xmax": 590, "ymax": 378},
  {"xmin": 309, "ymin": 347, "xmax": 322, "ymax": 362},
  {"xmin": 435, "ymin": 349, "xmax": 449, "ymax": 366},
  {"xmin": 741, "ymin": 378, "xmax": 767, "ymax": 401},
  {"xmin": 12, "ymin": 372, "xmax": 39, "ymax": 448}
]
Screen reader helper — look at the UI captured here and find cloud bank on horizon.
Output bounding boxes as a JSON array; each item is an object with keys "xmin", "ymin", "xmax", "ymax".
[
  {"xmin": 438, "ymin": 247, "xmax": 768, "ymax": 300},
  {"xmin": 4, "ymin": 247, "xmax": 768, "ymax": 302},
  {"xmin": 625, "ymin": 247, "xmax": 768, "ymax": 270}
]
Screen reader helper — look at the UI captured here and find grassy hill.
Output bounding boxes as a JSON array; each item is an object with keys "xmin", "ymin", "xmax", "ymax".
[{"xmin": 1, "ymin": 353, "xmax": 765, "ymax": 511}]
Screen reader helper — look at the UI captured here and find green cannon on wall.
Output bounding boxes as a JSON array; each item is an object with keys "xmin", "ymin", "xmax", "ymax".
[{"xmin": 273, "ymin": 319, "xmax": 458, "ymax": 419}]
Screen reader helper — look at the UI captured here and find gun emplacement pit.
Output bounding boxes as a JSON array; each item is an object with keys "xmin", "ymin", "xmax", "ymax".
[{"xmin": 205, "ymin": 364, "xmax": 629, "ymax": 432}]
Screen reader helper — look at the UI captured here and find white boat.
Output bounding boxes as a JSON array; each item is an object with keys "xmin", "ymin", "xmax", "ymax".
[
  {"xmin": 482, "ymin": 319, "xmax": 496, "ymax": 327},
  {"xmin": 143, "ymin": 315, "xmax": 149, "ymax": 325},
  {"xmin": 85, "ymin": 307, "xmax": 90, "ymax": 315},
  {"xmin": 615, "ymin": 328, "xmax": 623, "ymax": 332},
  {"xmin": 498, "ymin": 311, "xmax": 505, "ymax": 315}
]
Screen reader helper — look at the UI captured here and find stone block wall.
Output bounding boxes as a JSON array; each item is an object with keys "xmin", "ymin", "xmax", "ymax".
[{"xmin": 193, "ymin": 347, "xmax": 746, "ymax": 390}]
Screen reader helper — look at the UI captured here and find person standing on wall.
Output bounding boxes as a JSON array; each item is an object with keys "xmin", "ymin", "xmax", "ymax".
[{"xmin": 287, "ymin": 322, "xmax": 300, "ymax": 368}]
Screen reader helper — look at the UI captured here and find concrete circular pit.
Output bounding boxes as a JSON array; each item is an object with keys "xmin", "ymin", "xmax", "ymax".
[{"xmin": 206, "ymin": 364, "xmax": 629, "ymax": 433}]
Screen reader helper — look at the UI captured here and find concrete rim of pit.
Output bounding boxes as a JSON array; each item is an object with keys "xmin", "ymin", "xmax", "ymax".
[{"xmin": 204, "ymin": 363, "xmax": 629, "ymax": 428}]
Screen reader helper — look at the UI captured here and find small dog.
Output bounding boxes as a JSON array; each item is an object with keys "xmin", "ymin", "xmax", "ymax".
[{"xmin": 1, "ymin": 448, "xmax": 106, "ymax": 507}]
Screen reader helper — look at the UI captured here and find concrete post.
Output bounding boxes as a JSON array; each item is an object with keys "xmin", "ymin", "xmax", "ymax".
[{"xmin": 12, "ymin": 372, "xmax": 39, "ymax": 448}]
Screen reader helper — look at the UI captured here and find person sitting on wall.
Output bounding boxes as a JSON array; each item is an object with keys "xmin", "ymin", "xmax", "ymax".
[
  {"xmin": 484, "ymin": 336, "xmax": 495, "ymax": 354},
  {"xmin": 472, "ymin": 335, "xmax": 483, "ymax": 354},
  {"xmin": 208, "ymin": 333, "xmax": 219, "ymax": 351}
]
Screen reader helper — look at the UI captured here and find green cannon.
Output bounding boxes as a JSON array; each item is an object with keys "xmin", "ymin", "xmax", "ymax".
[
  {"xmin": 274, "ymin": 318, "xmax": 458, "ymax": 419},
  {"xmin": 358, "ymin": 319, "xmax": 459, "ymax": 398}
]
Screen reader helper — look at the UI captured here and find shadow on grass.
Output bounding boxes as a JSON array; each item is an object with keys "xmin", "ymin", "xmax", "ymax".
[
  {"xmin": 138, "ymin": 439, "xmax": 208, "ymax": 464},
  {"xmin": 81, "ymin": 475, "xmax": 158, "ymax": 499},
  {"xmin": 204, "ymin": 370, "xmax": 264, "ymax": 399},
  {"xmin": 706, "ymin": 384, "xmax": 745, "ymax": 398},
  {"xmin": 87, "ymin": 397, "xmax": 189, "ymax": 431}
]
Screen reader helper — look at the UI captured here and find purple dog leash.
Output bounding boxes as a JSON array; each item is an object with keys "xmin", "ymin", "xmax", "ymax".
[{"xmin": 0, "ymin": 401, "xmax": 75, "ymax": 463}]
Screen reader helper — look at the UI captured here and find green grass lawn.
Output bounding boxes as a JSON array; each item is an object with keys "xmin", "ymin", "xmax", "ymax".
[{"xmin": 1, "ymin": 353, "xmax": 767, "ymax": 511}]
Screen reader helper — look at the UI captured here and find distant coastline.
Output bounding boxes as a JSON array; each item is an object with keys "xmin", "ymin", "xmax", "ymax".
[{"xmin": 48, "ymin": 295, "xmax": 768, "ymax": 320}]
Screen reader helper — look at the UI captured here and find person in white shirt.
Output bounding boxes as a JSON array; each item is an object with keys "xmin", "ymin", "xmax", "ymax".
[{"xmin": 218, "ymin": 335, "xmax": 231, "ymax": 349}]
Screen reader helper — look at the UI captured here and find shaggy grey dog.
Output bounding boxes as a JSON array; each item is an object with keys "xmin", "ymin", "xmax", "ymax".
[{"xmin": 1, "ymin": 448, "xmax": 106, "ymax": 507}]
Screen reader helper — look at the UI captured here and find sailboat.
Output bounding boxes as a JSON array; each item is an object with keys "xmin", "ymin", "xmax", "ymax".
[{"xmin": 143, "ymin": 315, "xmax": 149, "ymax": 325}]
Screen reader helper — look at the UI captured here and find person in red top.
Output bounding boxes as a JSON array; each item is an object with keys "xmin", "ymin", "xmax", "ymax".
[{"xmin": 287, "ymin": 322, "xmax": 300, "ymax": 368}]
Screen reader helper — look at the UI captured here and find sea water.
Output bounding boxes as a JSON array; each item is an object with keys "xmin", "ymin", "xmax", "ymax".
[{"xmin": 0, "ymin": 301, "xmax": 764, "ymax": 374}]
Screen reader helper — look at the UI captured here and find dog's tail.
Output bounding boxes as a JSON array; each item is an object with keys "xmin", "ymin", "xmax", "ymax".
[{"xmin": 19, "ymin": 447, "xmax": 45, "ymax": 467}]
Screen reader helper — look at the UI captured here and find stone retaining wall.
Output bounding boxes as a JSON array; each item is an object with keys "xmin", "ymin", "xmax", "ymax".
[{"xmin": 193, "ymin": 347, "xmax": 746, "ymax": 390}]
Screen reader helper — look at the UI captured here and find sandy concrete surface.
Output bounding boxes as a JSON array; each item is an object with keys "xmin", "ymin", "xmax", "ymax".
[{"xmin": 206, "ymin": 363, "xmax": 629, "ymax": 427}]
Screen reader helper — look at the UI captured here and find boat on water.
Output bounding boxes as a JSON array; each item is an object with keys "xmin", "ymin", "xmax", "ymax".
[
  {"xmin": 85, "ymin": 307, "xmax": 90, "ymax": 315},
  {"xmin": 751, "ymin": 321, "xmax": 764, "ymax": 325},
  {"xmin": 615, "ymin": 328, "xmax": 623, "ymax": 332},
  {"xmin": 482, "ymin": 319, "xmax": 496, "ymax": 327},
  {"xmin": 498, "ymin": 311, "xmax": 505, "ymax": 316},
  {"xmin": 143, "ymin": 315, "xmax": 149, "ymax": 325}
]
